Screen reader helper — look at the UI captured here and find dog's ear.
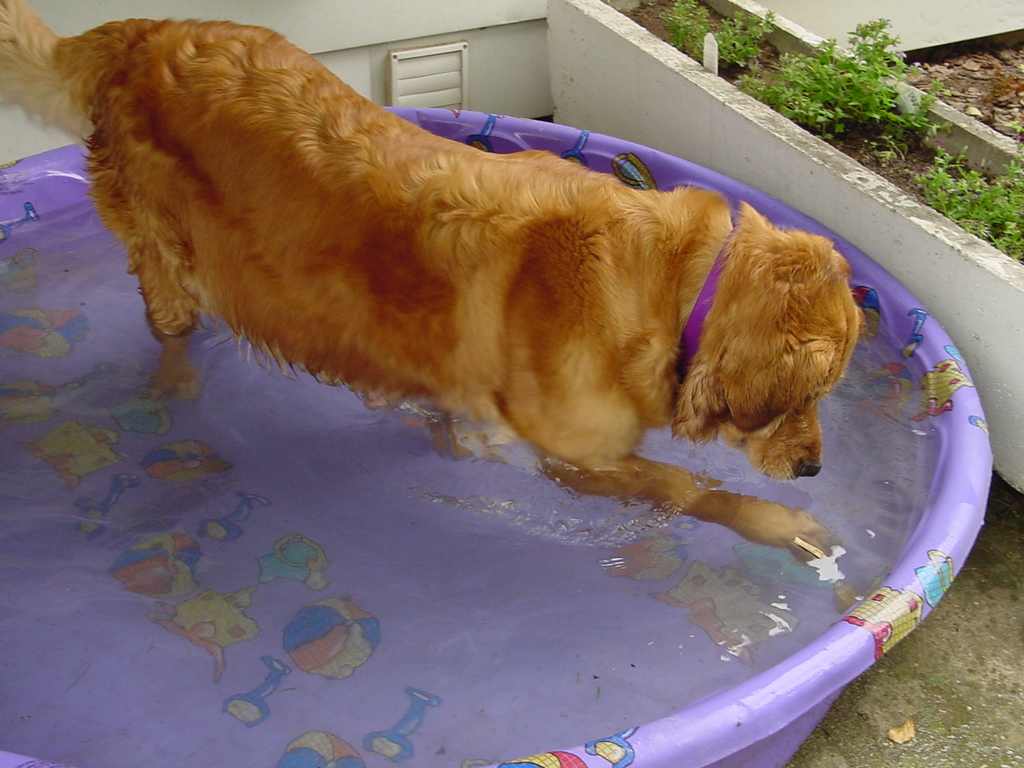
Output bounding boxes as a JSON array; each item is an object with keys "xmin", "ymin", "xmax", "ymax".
[
  {"xmin": 672, "ymin": 352, "xmax": 728, "ymax": 443},
  {"xmin": 674, "ymin": 344, "xmax": 793, "ymax": 444},
  {"xmin": 672, "ymin": 204, "xmax": 789, "ymax": 443}
]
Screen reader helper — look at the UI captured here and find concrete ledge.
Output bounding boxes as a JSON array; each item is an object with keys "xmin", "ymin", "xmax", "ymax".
[{"xmin": 550, "ymin": 0, "xmax": 1024, "ymax": 489}]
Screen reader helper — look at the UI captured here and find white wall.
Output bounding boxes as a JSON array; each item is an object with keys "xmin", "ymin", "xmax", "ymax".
[
  {"xmin": 16, "ymin": 1, "xmax": 546, "ymax": 54},
  {"xmin": 0, "ymin": 1, "xmax": 551, "ymax": 161},
  {"xmin": 550, "ymin": 0, "xmax": 1024, "ymax": 491},
  {"xmin": 755, "ymin": 0, "xmax": 1024, "ymax": 50}
]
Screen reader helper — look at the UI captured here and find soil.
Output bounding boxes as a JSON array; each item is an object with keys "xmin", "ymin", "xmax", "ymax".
[
  {"xmin": 626, "ymin": 0, "xmax": 1024, "ymax": 207},
  {"xmin": 907, "ymin": 40, "xmax": 1024, "ymax": 140}
]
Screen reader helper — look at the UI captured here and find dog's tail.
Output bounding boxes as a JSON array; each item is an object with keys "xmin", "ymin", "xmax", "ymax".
[{"xmin": 0, "ymin": 0, "xmax": 90, "ymax": 138}]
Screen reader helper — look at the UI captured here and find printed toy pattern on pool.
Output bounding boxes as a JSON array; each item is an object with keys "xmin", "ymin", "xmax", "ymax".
[
  {"xmin": 852, "ymin": 292, "xmax": 981, "ymax": 428},
  {"xmin": 0, "ymin": 124, "xmax": 985, "ymax": 768},
  {"xmin": 839, "ymin": 293, "xmax": 978, "ymax": 658}
]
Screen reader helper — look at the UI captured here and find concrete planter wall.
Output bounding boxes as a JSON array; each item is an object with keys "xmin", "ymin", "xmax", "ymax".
[{"xmin": 549, "ymin": 0, "xmax": 1024, "ymax": 490}]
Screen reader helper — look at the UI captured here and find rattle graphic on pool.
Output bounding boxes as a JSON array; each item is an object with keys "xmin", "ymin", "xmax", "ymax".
[
  {"xmin": 73, "ymin": 472, "xmax": 138, "ymax": 538},
  {"xmin": 364, "ymin": 687, "xmax": 443, "ymax": 761},
  {"xmin": 0, "ymin": 200, "xmax": 38, "ymax": 243},
  {"xmin": 197, "ymin": 490, "xmax": 271, "ymax": 541},
  {"xmin": 223, "ymin": 656, "xmax": 292, "ymax": 727}
]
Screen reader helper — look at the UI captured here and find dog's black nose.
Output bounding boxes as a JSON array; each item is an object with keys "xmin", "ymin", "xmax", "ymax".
[{"xmin": 796, "ymin": 460, "xmax": 822, "ymax": 478}]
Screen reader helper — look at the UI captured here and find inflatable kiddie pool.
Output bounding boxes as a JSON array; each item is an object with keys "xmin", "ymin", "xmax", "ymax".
[{"xmin": 0, "ymin": 109, "xmax": 991, "ymax": 768}]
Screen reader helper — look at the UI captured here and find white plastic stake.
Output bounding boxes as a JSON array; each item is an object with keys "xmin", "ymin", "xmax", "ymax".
[
  {"xmin": 702, "ymin": 32, "xmax": 719, "ymax": 76},
  {"xmin": 894, "ymin": 81, "xmax": 923, "ymax": 115}
]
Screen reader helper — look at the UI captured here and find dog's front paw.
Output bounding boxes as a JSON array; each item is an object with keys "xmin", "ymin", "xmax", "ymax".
[
  {"xmin": 428, "ymin": 419, "xmax": 475, "ymax": 460},
  {"xmin": 728, "ymin": 501, "xmax": 837, "ymax": 561}
]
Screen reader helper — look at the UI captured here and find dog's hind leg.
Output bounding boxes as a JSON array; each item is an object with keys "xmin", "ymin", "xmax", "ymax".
[{"xmin": 540, "ymin": 454, "xmax": 836, "ymax": 560}]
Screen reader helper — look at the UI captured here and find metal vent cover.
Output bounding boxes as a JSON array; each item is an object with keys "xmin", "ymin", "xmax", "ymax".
[{"xmin": 387, "ymin": 41, "xmax": 468, "ymax": 109}]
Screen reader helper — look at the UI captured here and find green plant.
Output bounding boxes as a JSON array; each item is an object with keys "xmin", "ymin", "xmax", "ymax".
[
  {"xmin": 664, "ymin": 0, "xmax": 773, "ymax": 68},
  {"xmin": 920, "ymin": 150, "xmax": 1024, "ymax": 260},
  {"xmin": 664, "ymin": 0, "xmax": 711, "ymax": 61},
  {"xmin": 738, "ymin": 19, "xmax": 935, "ymax": 141},
  {"xmin": 717, "ymin": 10, "xmax": 775, "ymax": 67},
  {"xmin": 870, "ymin": 132, "xmax": 907, "ymax": 164}
]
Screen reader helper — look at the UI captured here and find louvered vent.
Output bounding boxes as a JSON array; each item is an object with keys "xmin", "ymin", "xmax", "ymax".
[{"xmin": 387, "ymin": 41, "xmax": 469, "ymax": 109}]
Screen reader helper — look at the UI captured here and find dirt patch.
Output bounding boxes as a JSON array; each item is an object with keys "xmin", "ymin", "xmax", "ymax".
[
  {"xmin": 908, "ymin": 41, "xmax": 1024, "ymax": 140},
  {"xmin": 626, "ymin": 0, "xmax": 677, "ymax": 46}
]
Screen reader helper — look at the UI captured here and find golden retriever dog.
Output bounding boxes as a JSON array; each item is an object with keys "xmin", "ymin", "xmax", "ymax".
[{"xmin": 0, "ymin": 0, "xmax": 862, "ymax": 557}]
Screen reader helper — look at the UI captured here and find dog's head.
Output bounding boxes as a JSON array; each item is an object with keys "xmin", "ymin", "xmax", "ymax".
[{"xmin": 672, "ymin": 203, "xmax": 863, "ymax": 480}]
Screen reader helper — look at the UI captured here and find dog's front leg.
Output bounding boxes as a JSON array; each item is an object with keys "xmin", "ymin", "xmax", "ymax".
[
  {"xmin": 540, "ymin": 454, "xmax": 835, "ymax": 559},
  {"xmin": 136, "ymin": 265, "xmax": 200, "ymax": 401},
  {"xmin": 90, "ymin": 174, "xmax": 203, "ymax": 400},
  {"xmin": 149, "ymin": 328, "xmax": 200, "ymax": 400}
]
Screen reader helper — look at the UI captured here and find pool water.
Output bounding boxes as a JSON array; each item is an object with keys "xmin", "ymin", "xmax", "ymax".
[{"xmin": 0, "ymin": 120, "xmax": 985, "ymax": 768}]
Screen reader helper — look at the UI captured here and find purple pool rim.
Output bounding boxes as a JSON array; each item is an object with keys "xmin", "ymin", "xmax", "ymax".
[{"xmin": 0, "ymin": 108, "xmax": 991, "ymax": 768}]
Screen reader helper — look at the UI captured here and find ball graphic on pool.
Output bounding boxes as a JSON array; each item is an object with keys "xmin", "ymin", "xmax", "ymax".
[
  {"xmin": 283, "ymin": 598, "xmax": 380, "ymax": 679},
  {"xmin": 276, "ymin": 731, "xmax": 364, "ymax": 768}
]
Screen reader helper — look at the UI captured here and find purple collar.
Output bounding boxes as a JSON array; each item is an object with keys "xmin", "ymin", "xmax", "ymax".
[{"xmin": 677, "ymin": 207, "xmax": 738, "ymax": 379}]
